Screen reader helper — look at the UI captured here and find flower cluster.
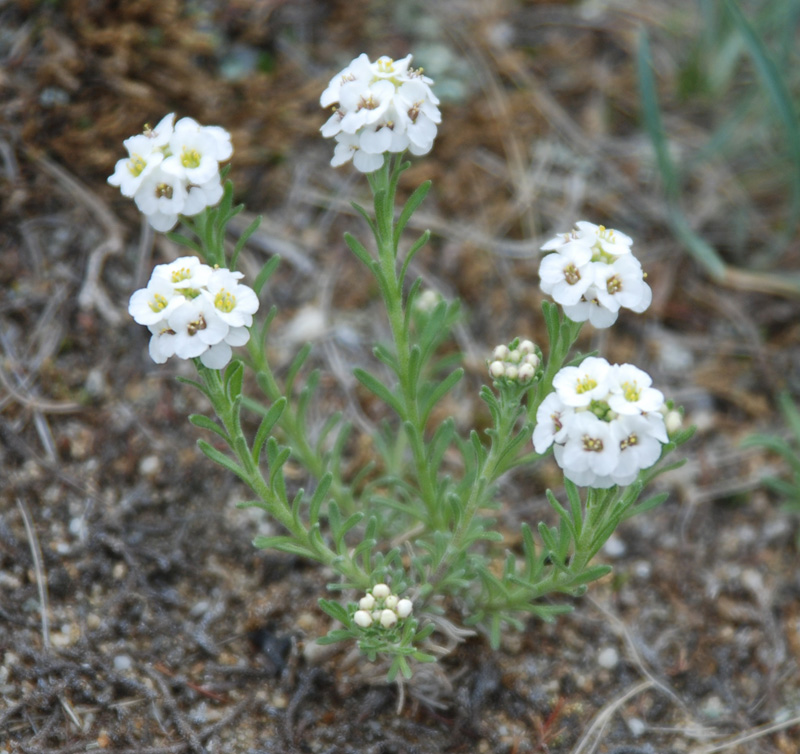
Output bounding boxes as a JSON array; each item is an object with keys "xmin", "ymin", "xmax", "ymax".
[
  {"xmin": 353, "ymin": 584, "xmax": 413, "ymax": 629},
  {"xmin": 488, "ymin": 339, "xmax": 540, "ymax": 383},
  {"xmin": 534, "ymin": 357, "xmax": 668, "ymax": 488},
  {"xmin": 108, "ymin": 114, "xmax": 232, "ymax": 232},
  {"xmin": 539, "ymin": 222, "xmax": 651, "ymax": 328},
  {"xmin": 129, "ymin": 256, "xmax": 259, "ymax": 369},
  {"xmin": 320, "ymin": 53, "xmax": 441, "ymax": 173}
]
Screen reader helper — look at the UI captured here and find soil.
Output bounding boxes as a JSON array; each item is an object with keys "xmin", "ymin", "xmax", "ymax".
[{"xmin": 2, "ymin": 2, "xmax": 800, "ymax": 753}]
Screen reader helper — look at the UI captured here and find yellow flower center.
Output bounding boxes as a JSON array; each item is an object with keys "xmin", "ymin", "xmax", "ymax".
[
  {"xmin": 171, "ymin": 267, "xmax": 192, "ymax": 283},
  {"xmin": 564, "ymin": 263, "xmax": 581, "ymax": 286},
  {"xmin": 606, "ymin": 275, "xmax": 622, "ymax": 294},
  {"xmin": 575, "ymin": 376, "xmax": 597, "ymax": 394},
  {"xmin": 582, "ymin": 436, "xmax": 604, "ymax": 452},
  {"xmin": 148, "ymin": 293, "xmax": 169, "ymax": 313},
  {"xmin": 155, "ymin": 183, "xmax": 173, "ymax": 199},
  {"xmin": 621, "ymin": 381, "xmax": 641, "ymax": 402},
  {"xmin": 620, "ymin": 433, "xmax": 639, "ymax": 450},
  {"xmin": 127, "ymin": 154, "xmax": 147, "ymax": 177},
  {"xmin": 181, "ymin": 147, "xmax": 201, "ymax": 169},
  {"xmin": 214, "ymin": 289, "xmax": 236, "ymax": 313}
]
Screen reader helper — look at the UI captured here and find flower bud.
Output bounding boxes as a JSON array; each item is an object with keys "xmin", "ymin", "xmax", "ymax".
[
  {"xmin": 353, "ymin": 610, "xmax": 373, "ymax": 628},
  {"xmin": 380, "ymin": 609, "xmax": 398, "ymax": 628},
  {"xmin": 372, "ymin": 583, "xmax": 390, "ymax": 599},
  {"xmin": 505, "ymin": 365, "xmax": 519, "ymax": 381},
  {"xmin": 372, "ymin": 609, "xmax": 382, "ymax": 621},
  {"xmin": 665, "ymin": 410, "xmax": 682, "ymax": 434},
  {"xmin": 384, "ymin": 594, "xmax": 399, "ymax": 610},
  {"xmin": 396, "ymin": 598, "xmax": 413, "ymax": 618},
  {"xmin": 508, "ymin": 349, "xmax": 522, "ymax": 364},
  {"xmin": 518, "ymin": 363, "xmax": 535, "ymax": 383},
  {"xmin": 492, "ymin": 345, "xmax": 510, "ymax": 361},
  {"xmin": 519, "ymin": 339, "xmax": 535, "ymax": 355},
  {"xmin": 359, "ymin": 594, "xmax": 375, "ymax": 611},
  {"xmin": 524, "ymin": 353, "xmax": 540, "ymax": 369},
  {"xmin": 489, "ymin": 360, "xmax": 505, "ymax": 378}
]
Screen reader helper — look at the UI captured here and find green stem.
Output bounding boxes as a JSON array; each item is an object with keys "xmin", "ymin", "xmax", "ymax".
[{"xmin": 368, "ymin": 155, "xmax": 440, "ymax": 525}]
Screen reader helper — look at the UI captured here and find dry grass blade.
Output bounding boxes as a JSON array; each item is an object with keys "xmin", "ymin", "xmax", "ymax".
[
  {"xmin": 30, "ymin": 151, "xmax": 125, "ymax": 325},
  {"xmin": 16, "ymin": 497, "xmax": 50, "ymax": 651}
]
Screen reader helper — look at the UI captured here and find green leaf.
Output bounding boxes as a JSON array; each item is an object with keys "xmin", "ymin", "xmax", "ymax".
[
  {"xmin": 623, "ymin": 491, "xmax": 669, "ymax": 520},
  {"xmin": 252, "ymin": 397, "xmax": 287, "ymax": 464},
  {"xmin": 284, "ymin": 343, "xmax": 312, "ymax": 396},
  {"xmin": 421, "ymin": 369, "xmax": 464, "ymax": 426},
  {"xmin": 230, "ymin": 215, "xmax": 262, "ymax": 271},
  {"xmin": 224, "ymin": 360, "xmax": 245, "ymax": 400},
  {"xmin": 318, "ymin": 598, "xmax": 351, "ymax": 624},
  {"xmin": 165, "ymin": 231, "xmax": 203, "ymax": 255},
  {"xmin": 197, "ymin": 439, "xmax": 247, "ymax": 482},
  {"xmin": 353, "ymin": 368, "xmax": 404, "ymax": 415},
  {"xmin": 350, "ymin": 202, "xmax": 377, "ymax": 238},
  {"xmin": 252, "ymin": 536, "xmax": 314, "ymax": 558},
  {"xmin": 189, "ymin": 414, "xmax": 230, "ymax": 442},
  {"xmin": 394, "ymin": 180, "xmax": 431, "ymax": 245},
  {"xmin": 253, "ymin": 255, "xmax": 282, "ymax": 296},
  {"xmin": 398, "ymin": 230, "xmax": 431, "ymax": 290}
]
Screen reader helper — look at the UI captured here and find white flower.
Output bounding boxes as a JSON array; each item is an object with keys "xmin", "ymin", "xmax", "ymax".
[
  {"xmin": 202, "ymin": 269, "xmax": 260, "ymax": 328},
  {"xmin": 396, "ymin": 599, "xmax": 413, "ymax": 618},
  {"xmin": 552, "ymin": 357, "xmax": 611, "ymax": 408},
  {"xmin": 608, "ymin": 364, "xmax": 665, "ymax": 416},
  {"xmin": 153, "ymin": 256, "xmax": 213, "ymax": 293},
  {"xmin": 560, "ymin": 412, "xmax": 623, "ymax": 488},
  {"xmin": 353, "ymin": 610, "xmax": 373, "ymax": 628},
  {"xmin": 131, "ymin": 258, "xmax": 257, "ymax": 370},
  {"xmin": 612, "ymin": 414, "xmax": 665, "ymax": 485},
  {"xmin": 538, "ymin": 242, "xmax": 594, "ymax": 306},
  {"xmin": 109, "ymin": 114, "xmax": 232, "ymax": 232},
  {"xmin": 537, "ymin": 357, "xmax": 671, "ymax": 488},
  {"xmin": 533, "ymin": 392, "xmax": 571, "ymax": 454},
  {"xmin": 592, "ymin": 256, "xmax": 652, "ymax": 314},
  {"xmin": 321, "ymin": 53, "xmax": 440, "ymax": 172},
  {"xmin": 574, "ymin": 221, "xmax": 633, "ymax": 256},
  {"xmin": 128, "ymin": 275, "xmax": 184, "ymax": 326},
  {"xmin": 107, "ymin": 134, "xmax": 165, "ymax": 197},
  {"xmin": 539, "ymin": 221, "xmax": 650, "ymax": 327},
  {"xmin": 166, "ymin": 297, "xmax": 228, "ymax": 359}
]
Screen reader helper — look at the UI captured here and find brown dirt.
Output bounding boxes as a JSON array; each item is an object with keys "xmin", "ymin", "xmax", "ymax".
[{"xmin": 2, "ymin": 2, "xmax": 800, "ymax": 753}]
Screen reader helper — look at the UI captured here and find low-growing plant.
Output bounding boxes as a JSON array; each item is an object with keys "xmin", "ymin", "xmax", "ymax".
[
  {"xmin": 742, "ymin": 391, "xmax": 800, "ymax": 545},
  {"xmin": 109, "ymin": 53, "xmax": 693, "ymax": 684}
]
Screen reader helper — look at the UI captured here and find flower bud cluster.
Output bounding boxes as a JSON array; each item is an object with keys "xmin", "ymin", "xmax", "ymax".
[
  {"xmin": 488, "ymin": 339, "xmax": 540, "ymax": 384},
  {"xmin": 129, "ymin": 256, "xmax": 259, "ymax": 369},
  {"xmin": 539, "ymin": 221, "xmax": 651, "ymax": 328},
  {"xmin": 320, "ymin": 54, "xmax": 441, "ymax": 173},
  {"xmin": 534, "ymin": 356, "xmax": 668, "ymax": 488},
  {"xmin": 352, "ymin": 584, "xmax": 413, "ymax": 630},
  {"xmin": 108, "ymin": 114, "xmax": 232, "ymax": 232}
]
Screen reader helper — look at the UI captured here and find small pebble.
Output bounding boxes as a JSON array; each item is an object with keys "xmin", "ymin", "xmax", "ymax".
[
  {"xmin": 113, "ymin": 655, "xmax": 132, "ymax": 671},
  {"xmin": 627, "ymin": 717, "xmax": 646, "ymax": 736},
  {"xmin": 139, "ymin": 455, "xmax": 161, "ymax": 476},
  {"xmin": 597, "ymin": 647, "xmax": 619, "ymax": 669},
  {"xmin": 603, "ymin": 535, "xmax": 626, "ymax": 558}
]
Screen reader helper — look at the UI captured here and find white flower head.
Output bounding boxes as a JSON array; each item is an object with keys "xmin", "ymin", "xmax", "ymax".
[
  {"xmin": 353, "ymin": 610, "xmax": 373, "ymax": 628},
  {"xmin": 109, "ymin": 114, "xmax": 232, "ymax": 232},
  {"xmin": 321, "ymin": 53, "xmax": 440, "ymax": 172}
]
